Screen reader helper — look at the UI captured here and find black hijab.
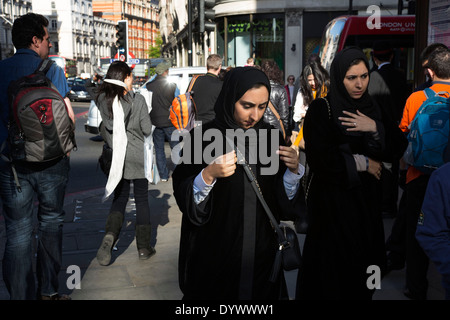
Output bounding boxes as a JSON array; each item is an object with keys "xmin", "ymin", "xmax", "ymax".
[
  {"xmin": 328, "ymin": 47, "xmax": 379, "ymax": 135},
  {"xmin": 214, "ymin": 67, "xmax": 271, "ymax": 131}
]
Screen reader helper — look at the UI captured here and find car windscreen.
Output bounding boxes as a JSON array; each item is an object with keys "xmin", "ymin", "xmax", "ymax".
[{"xmin": 71, "ymin": 85, "xmax": 87, "ymax": 91}]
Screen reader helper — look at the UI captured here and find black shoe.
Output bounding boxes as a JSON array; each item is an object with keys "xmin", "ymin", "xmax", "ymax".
[
  {"xmin": 138, "ymin": 247, "xmax": 156, "ymax": 260},
  {"xmin": 403, "ymin": 287, "xmax": 426, "ymax": 300},
  {"xmin": 97, "ymin": 233, "xmax": 115, "ymax": 266},
  {"xmin": 39, "ymin": 294, "xmax": 71, "ymax": 300},
  {"xmin": 386, "ymin": 257, "xmax": 405, "ymax": 272}
]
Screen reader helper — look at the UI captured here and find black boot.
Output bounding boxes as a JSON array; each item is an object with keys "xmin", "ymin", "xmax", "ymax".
[
  {"xmin": 97, "ymin": 211, "xmax": 124, "ymax": 266},
  {"xmin": 135, "ymin": 224, "xmax": 155, "ymax": 260}
]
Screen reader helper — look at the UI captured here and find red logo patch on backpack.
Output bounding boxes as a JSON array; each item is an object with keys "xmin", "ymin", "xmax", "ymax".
[
  {"xmin": 169, "ymin": 75, "xmax": 200, "ymax": 131},
  {"xmin": 7, "ymin": 59, "xmax": 76, "ymax": 162}
]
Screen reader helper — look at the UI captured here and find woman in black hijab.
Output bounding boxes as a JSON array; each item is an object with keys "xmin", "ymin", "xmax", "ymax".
[
  {"xmin": 296, "ymin": 47, "xmax": 386, "ymax": 300},
  {"xmin": 172, "ymin": 67, "xmax": 304, "ymax": 300}
]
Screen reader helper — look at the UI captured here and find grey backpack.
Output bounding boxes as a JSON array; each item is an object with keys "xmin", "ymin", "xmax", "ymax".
[{"xmin": 7, "ymin": 59, "xmax": 76, "ymax": 162}]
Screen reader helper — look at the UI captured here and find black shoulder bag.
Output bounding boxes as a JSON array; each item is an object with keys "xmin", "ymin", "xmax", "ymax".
[
  {"xmin": 98, "ymin": 109, "xmax": 132, "ymax": 176},
  {"xmin": 233, "ymin": 144, "xmax": 302, "ymax": 283}
]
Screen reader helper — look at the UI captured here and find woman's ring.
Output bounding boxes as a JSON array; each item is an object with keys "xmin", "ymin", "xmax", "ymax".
[{"xmin": 354, "ymin": 122, "xmax": 357, "ymax": 127}]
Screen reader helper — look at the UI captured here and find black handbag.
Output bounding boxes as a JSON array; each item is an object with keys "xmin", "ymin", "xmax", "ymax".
[
  {"xmin": 234, "ymin": 145, "xmax": 302, "ymax": 282},
  {"xmin": 98, "ymin": 110, "xmax": 131, "ymax": 176},
  {"xmin": 98, "ymin": 142, "xmax": 112, "ymax": 176}
]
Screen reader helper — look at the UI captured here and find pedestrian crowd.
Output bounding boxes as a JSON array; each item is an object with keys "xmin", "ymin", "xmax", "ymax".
[{"xmin": 0, "ymin": 12, "xmax": 449, "ymax": 301}]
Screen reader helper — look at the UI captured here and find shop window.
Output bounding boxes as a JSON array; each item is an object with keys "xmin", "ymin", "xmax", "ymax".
[
  {"xmin": 253, "ymin": 15, "xmax": 284, "ymax": 70},
  {"xmin": 218, "ymin": 14, "xmax": 284, "ymax": 69},
  {"xmin": 226, "ymin": 16, "xmax": 251, "ymax": 67}
]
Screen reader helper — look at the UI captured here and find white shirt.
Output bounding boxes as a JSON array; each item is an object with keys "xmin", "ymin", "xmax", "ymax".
[
  {"xmin": 193, "ymin": 164, "xmax": 305, "ymax": 204},
  {"xmin": 293, "ymin": 91, "xmax": 308, "ymax": 123}
]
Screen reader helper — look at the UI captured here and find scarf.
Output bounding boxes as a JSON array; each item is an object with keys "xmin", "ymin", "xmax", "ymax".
[
  {"xmin": 214, "ymin": 67, "xmax": 271, "ymax": 131},
  {"xmin": 328, "ymin": 46, "xmax": 379, "ymax": 136},
  {"xmin": 103, "ymin": 79, "xmax": 129, "ymax": 201},
  {"xmin": 213, "ymin": 67, "xmax": 272, "ymax": 162}
]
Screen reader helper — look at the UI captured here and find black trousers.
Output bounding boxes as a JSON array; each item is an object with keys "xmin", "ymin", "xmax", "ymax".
[
  {"xmin": 111, "ymin": 178, "xmax": 150, "ymax": 226},
  {"xmin": 405, "ymin": 174, "xmax": 430, "ymax": 299},
  {"xmin": 385, "ymin": 169, "xmax": 407, "ymax": 263},
  {"xmin": 381, "ymin": 161, "xmax": 400, "ymax": 214}
]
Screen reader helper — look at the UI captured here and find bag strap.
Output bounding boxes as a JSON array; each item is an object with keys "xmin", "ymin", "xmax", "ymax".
[
  {"xmin": 233, "ymin": 145, "xmax": 292, "ymax": 283},
  {"xmin": 36, "ymin": 59, "xmax": 54, "ymax": 75},
  {"xmin": 187, "ymin": 74, "xmax": 200, "ymax": 92},
  {"xmin": 267, "ymin": 101, "xmax": 286, "ymax": 140},
  {"xmin": 225, "ymin": 136, "xmax": 287, "ymax": 245}
]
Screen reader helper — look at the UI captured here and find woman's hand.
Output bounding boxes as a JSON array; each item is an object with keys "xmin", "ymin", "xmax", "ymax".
[
  {"xmin": 367, "ymin": 157, "xmax": 382, "ymax": 180},
  {"xmin": 202, "ymin": 150, "xmax": 237, "ymax": 184},
  {"xmin": 278, "ymin": 146, "xmax": 299, "ymax": 174},
  {"xmin": 338, "ymin": 110, "xmax": 377, "ymax": 133}
]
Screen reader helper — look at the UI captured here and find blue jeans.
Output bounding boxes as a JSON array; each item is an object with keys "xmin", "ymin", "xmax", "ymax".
[
  {"xmin": 153, "ymin": 126, "xmax": 178, "ymax": 180},
  {"xmin": 0, "ymin": 156, "xmax": 70, "ymax": 300}
]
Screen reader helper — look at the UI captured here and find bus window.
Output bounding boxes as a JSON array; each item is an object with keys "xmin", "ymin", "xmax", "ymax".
[
  {"xmin": 319, "ymin": 17, "xmax": 346, "ymax": 71},
  {"xmin": 48, "ymin": 55, "xmax": 78, "ymax": 78},
  {"xmin": 319, "ymin": 15, "xmax": 415, "ymax": 88}
]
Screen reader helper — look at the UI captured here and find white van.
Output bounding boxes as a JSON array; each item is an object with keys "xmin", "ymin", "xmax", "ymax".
[{"xmin": 138, "ymin": 66, "xmax": 207, "ymax": 94}]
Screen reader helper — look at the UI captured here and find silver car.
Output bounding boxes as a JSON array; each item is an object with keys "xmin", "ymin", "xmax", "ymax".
[{"xmin": 84, "ymin": 99, "xmax": 102, "ymax": 135}]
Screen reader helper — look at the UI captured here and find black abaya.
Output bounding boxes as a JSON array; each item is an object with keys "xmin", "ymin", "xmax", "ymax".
[
  {"xmin": 296, "ymin": 48, "xmax": 386, "ymax": 300},
  {"xmin": 172, "ymin": 67, "xmax": 300, "ymax": 300}
]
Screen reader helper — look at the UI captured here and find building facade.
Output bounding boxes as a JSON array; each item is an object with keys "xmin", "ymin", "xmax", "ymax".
[
  {"xmin": 32, "ymin": 0, "xmax": 118, "ymax": 75},
  {"xmin": 92, "ymin": 0, "xmax": 159, "ymax": 60},
  {"xmin": 1, "ymin": 0, "xmax": 159, "ymax": 77},
  {"xmin": 0, "ymin": 0, "xmax": 32, "ymax": 60},
  {"xmin": 160, "ymin": 0, "xmax": 409, "ymax": 81}
]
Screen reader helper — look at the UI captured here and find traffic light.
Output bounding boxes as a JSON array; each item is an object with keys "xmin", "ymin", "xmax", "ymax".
[
  {"xmin": 199, "ymin": 0, "xmax": 216, "ymax": 33},
  {"xmin": 116, "ymin": 20, "xmax": 128, "ymax": 62}
]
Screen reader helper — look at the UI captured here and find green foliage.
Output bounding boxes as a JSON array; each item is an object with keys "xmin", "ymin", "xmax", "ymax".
[
  {"xmin": 148, "ymin": 68, "xmax": 156, "ymax": 77},
  {"xmin": 146, "ymin": 33, "xmax": 163, "ymax": 59}
]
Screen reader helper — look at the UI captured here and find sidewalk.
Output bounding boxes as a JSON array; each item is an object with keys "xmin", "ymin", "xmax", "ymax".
[{"xmin": 0, "ymin": 178, "xmax": 445, "ymax": 300}]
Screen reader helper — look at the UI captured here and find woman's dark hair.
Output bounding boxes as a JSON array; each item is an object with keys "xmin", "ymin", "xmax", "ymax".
[
  {"xmin": 300, "ymin": 61, "xmax": 330, "ymax": 106},
  {"xmin": 12, "ymin": 13, "xmax": 48, "ymax": 50},
  {"xmin": 260, "ymin": 60, "xmax": 284, "ymax": 84},
  {"xmin": 95, "ymin": 61, "xmax": 132, "ymax": 118}
]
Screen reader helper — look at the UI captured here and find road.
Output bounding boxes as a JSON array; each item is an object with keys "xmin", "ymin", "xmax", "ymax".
[{"xmin": 68, "ymin": 101, "xmax": 107, "ymax": 194}]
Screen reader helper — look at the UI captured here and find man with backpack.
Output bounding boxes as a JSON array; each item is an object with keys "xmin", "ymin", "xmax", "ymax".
[
  {"xmin": 399, "ymin": 47, "xmax": 450, "ymax": 300},
  {"xmin": 0, "ymin": 13, "xmax": 75, "ymax": 300}
]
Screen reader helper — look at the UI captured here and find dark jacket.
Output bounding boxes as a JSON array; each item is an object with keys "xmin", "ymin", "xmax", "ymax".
[
  {"xmin": 368, "ymin": 63, "xmax": 409, "ymax": 162},
  {"xmin": 190, "ymin": 72, "xmax": 223, "ymax": 124},
  {"xmin": 416, "ymin": 162, "xmax": 450, "ymax": 297},
  {"xmin": 263, "ymin": 80, "xmax": 290, "ymax": 135},
  {"xmin": 368, "ymin": 63, "xmax": 409, "ymax": 123},
  {"xmin": 146, "ymin": 75, "xmax": 177, "ymax": 127}
]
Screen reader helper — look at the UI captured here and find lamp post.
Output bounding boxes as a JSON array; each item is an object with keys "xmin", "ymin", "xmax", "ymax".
[{"xmin": 188, "ymin": 0, "xmax": 193, "ymax": 66}]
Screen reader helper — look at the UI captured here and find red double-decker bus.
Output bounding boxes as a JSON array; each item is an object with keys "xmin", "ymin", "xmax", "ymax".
[
  {"xmin": 48, "ymin": 55, "xmax": 78, "ymax": 78},
  {"xmin": 319, "ymin": 15, "xmax": 415, "ymax": 86}
]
